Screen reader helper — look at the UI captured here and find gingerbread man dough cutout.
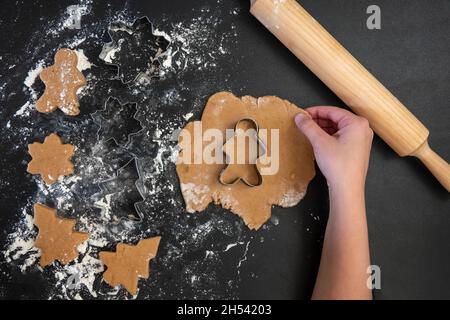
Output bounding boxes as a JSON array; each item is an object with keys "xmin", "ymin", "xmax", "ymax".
[{"xmin": 36, "ymin": 48, "xmax": 86, "ymax": 116}]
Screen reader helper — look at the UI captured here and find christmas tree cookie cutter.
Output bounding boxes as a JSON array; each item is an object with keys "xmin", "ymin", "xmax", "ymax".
[{"xmin": 95, "ymin": 158, "xmax": 145, "ymax": 223}]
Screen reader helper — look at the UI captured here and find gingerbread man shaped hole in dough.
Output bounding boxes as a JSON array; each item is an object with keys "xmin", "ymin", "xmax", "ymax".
[
  {"xmin": 219, "ymin": 118, "xmax": 266, "ymax": 187},
  {"xmin": 36, "ymin": 48, "xmax": 86, "ymax": 116}
]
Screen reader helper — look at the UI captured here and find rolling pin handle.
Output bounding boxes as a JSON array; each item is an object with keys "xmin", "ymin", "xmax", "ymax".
[{"xmin": 412, "ymin": 141, "xmax": 450, "ymax": 192}]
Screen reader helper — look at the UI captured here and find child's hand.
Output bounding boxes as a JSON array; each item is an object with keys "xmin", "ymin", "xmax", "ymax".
[
  {"xmin": 295, "ymin": 106, "xmax": 373, "ymax": 191},
  {"xmin": 297, "ymin": 107, "xmax": 374, "ymax": 300}
]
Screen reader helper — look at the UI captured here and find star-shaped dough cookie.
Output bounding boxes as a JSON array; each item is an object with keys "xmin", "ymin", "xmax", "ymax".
[
  {"xmin": 36, "ymin": 48, "xmax": 86, "ymax": 115},
  {"xmin": 34, "ymin": 203, "xmax": 88, "ymax": 267},
  {"xmin": 27, "ymin": 133, "xmax": 75, "ymax": 184},
  {"xmin": 99, "ymin": 236, "xmax": 161, "ymax": 295}
]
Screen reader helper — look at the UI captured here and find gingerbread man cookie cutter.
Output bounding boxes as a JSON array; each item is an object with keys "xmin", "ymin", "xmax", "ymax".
[{"xmin": 219, "ymin": 118, "xmax": 266, "ymax": 187}]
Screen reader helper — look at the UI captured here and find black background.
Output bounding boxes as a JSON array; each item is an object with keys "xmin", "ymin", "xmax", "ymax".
[{"xmin": 0, "ymin": 0, "xmax": 449, "ymax": 300}]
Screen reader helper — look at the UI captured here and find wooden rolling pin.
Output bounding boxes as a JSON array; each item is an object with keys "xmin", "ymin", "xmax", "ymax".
[{"xmin": 250, "ymin": 0, "xmax": 450, "ymax": 192}]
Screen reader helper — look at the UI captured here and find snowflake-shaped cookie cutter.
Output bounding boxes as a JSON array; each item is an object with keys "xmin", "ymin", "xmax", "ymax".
[
  {"xmin": 91, "ymin": 96, "xmax": 143, "ymax": 147},
  {"xmin": 99, "ymin": 16, "xmax": 170, "ymax": 84}
]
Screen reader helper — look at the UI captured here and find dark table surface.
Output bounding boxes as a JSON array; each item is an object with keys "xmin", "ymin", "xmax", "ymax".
[{"xmin": 0, "ymin": 0, "xmax": 449, "ymax": 300}]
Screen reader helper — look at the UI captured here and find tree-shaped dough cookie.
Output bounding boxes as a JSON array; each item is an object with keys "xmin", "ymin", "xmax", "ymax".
[
  {"xmin": 99, "ymin": 236, "xmax": 161, "ymax": 295},
  {"xmin": 36, "ymin": 48, "xmax": 86, "ymax": 115},
  {"xmin": 27, "ymin": 133, "xmax": 75, "ymax": 184},
  {"xmin": 34, "ymin": 203, "xmax": 88, "ymax": 267}
]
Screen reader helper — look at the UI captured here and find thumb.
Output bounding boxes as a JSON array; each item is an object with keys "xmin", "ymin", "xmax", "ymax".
[{"xmin": 294, "ymin": 113, "xmax": 329, "ymax": 147}]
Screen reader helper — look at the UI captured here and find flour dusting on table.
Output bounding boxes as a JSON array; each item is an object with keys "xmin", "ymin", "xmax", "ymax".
[
  {"xmin": 0, "ymin": 0, "xmax": 280, "ymax": 300},
  {"xmin": 0, "ymin": 0, "xmax": 312, "ymax": 300}
]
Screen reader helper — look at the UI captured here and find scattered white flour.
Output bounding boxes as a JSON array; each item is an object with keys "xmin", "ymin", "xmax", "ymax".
[
  {"xmin": 224, "ymin": 241, "xmax": 245, "ymax": 252},
  {"xmin": 75, "ymin": 49, "xmax": 92, "ymax": 71},
  {"xmin": 214, "ymin": 192, "xmax": 239, "ymax": 211},
  {"xmin": 180, "ymin": 183, "xmax": 211, "ymax": 212},
  {"xmin": 94, "ymin": 194, "xmax": 113, "ymax": 220},
  {"xmin": 153, "ymin": 141, "xmax": 178, "ymax": 175},
  {"xmin": 77, "ymin": 216, "xmax": 110, "ymax": 248},
  {"xmin": 14, "ymin": 101, "xmax": 32, "ymax": 117},
  {"xmin": 237, "ymin": 241, "xmax": 251, "ymax": 275},
  {"xmin": 205, "ymin": 250, "xmax": 214, "ymax": 258},
  {"xmin": 153, "ymin": 29, "xmax": 173, "ymax": 69},
  {"xmin": 16, "ymin": 60, "xmax": 45, "ymax": 118},
  {"xmin": 270, "ymin": 215, "xmax": 279, "ymax": 226},
  {"xmin": 100, "ymin": 40, "xmax": 121, "ymax": 64},
  {"xmin": 279, "ymin": 189, "xmax": 306, "ymax": 207},
  {"xmin": 68, "ymin": 37, "xmax": 87, "ymax": 48},
  {"xmin": 24, "ymin": 61, "xmax": 45, "ymax": 88},
  {"xmin": 3, "ymin": 0, "xmax": 253, "ymax": 300},
  {"xmin": 53, "ymin": 247, "xmax": 104, "ymax": 298},
  {"xmin": 62, "ymin": 4, "xmax": 90, "ymax": 30},
  {"xmin": 3, "ymin": 208, "xmax": 40, "ymax": 273},
  {"xmin": 156, "ymin": 13, "xmax": 231, "ymax": 77},
  {"xmin": 153, "ymin": 28, "xmax": 171, "ymax": 42}
]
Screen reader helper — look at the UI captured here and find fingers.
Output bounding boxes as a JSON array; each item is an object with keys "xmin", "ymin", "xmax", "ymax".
[
  {"xmin": 315, "ymin": 118, "xmax": 337, "ymax": 131},
  {"xmin": 321, "ymin": 126, "xmax": 338, "ymax": 135},
  {"xmin": 306, "ymin": 106, "xmax": 359, "ymax": 130},
  {"xmin": 295, "ymin": 113, "xmax": 331, "ymax": 146}
]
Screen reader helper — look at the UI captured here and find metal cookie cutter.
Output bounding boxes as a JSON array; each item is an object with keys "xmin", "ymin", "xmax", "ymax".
[
  {"xmin": 219, "ymin": 118, "xmax": 266, "ymax": 187},
  {"xmin": 95, "ymin": 158, "xmax": 145, "ymax": 223},
  {"xmin": 91, "ymin": 96, "xmax": 142, "ymax": 147},
  {"xmin": 99, "ymin": 16, "xmax": 170, "ymax": 84}
]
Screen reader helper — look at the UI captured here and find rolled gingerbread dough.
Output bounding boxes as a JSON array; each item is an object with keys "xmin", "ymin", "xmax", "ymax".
[{"xmin": 176, "ymin": 92, "xmax": 315, "ymax": 230}]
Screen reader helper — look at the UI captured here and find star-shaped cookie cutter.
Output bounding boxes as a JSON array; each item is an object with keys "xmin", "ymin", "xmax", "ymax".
[
  {"xmin": 219, "ymin": 118, "xmax": 266, "ymax": 187},
  {"xmin": 99, "ymin": 16, "xmax": 170, "ymax": 84}
]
